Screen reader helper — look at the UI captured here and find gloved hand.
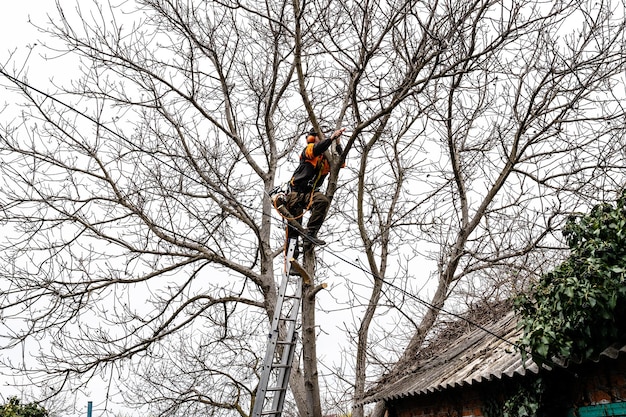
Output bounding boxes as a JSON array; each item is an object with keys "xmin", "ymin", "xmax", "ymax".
[{"xmin": 331, "ymin": 127, "xmax": 346, "ymax": 140}]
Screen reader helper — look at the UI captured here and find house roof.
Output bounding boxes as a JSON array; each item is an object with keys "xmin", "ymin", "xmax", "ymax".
[
  {"xmin": 357, "ymin": 310, "xmax": 539, "ymax": 405},
  {"xmin": 357, "ymin": 306, "xmax": 626, "ymax": 406}
]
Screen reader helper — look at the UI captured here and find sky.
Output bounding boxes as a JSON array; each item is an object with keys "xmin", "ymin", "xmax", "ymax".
[
  {"xmin": 0, "ymin": 0, "xmax": 610, "ymax": 416},
  {"xmin": 0, "ymin": 5, "xmax": 351, "ymax": 416},
  {"xmin": 0, "ymin": 2, "xmax": 53, "ymax": 55},
  {"xmin": 0, "ymin": 1, "xmax": 60, "ymax": 109},
  {"xmin": 0, "ymin": 2, "xmax": 426, "ymax": 416},
  {"xmin": 0, "ymin": 4, "xmax": 132, "ymax": 416}
]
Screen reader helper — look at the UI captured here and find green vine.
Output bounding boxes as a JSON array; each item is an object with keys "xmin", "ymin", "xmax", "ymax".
[
  {"xmin": 515, "ymin": 193, "xmax": 626, "ymax": 364},
  {"xmin": 482, "ymin": 378, "xmax": 544, "ymax": 417}
]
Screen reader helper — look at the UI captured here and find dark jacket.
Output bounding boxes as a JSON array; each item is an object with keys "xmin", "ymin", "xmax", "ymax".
[{"xmin": 290, "ymin": 138, "xmax": 342, "ymax": 193}]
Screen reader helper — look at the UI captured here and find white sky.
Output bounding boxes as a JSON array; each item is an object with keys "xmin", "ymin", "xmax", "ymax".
[
  {"xmin": 0, "ymin": 3, "xmax": 416, "ymax": 417},
  {"xmin": 0, "ymin": 4, "xmax": 348, "ymax": 416},
  {"xmin": 0, "ymin": 1, "xmax": 61, "ymax": 107},
  {"xmin": 0, "ymin": 2, "xmax": 53, "ymax": 53},
  {"xmin": 0, "ymin": 4, "xmax": 130, "ymax": 416}
]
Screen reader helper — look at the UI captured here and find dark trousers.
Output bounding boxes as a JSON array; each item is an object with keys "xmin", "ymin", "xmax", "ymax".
[{"xmin": 284, "ymin": 191, "xmax": 330, "ymax": 242}]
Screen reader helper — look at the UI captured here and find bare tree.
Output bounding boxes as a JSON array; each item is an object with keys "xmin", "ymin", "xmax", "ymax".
[
  {"xmin": 1, "ymin": 1, "xmax": 626, "ymax": 417},
  {"xmin": 0, "ymin": 0, "xmax": 312, "ymax": 415},
  {"xmin": 338, "ymin": 2, "xmax": 626, "ymax": 417}
]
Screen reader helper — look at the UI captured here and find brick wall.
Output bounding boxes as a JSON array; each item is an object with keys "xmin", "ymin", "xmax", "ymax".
[{"xmin": 389, "ymin": 385, "xmax": 485, "ymax": 417}]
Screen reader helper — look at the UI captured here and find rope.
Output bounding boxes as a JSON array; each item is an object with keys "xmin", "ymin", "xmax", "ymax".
[{"xmin": 270, "ymin": 179, "xmax": 321, "ymax": 249}]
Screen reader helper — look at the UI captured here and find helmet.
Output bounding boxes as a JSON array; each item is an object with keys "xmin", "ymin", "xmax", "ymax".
[{"xmin": 306, "ymin": 127, "xmax": 318, "ymax": 143}]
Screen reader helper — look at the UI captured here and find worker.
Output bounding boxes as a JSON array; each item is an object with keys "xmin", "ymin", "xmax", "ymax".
[{"xmin": 284, "ymin": 126, "xmax": 346, "ymax": 260}]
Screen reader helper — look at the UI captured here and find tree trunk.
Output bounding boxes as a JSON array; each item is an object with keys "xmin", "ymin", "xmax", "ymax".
[{"xmin": 300, "ymin": 246, "xmax": 322, "ymax": 417}]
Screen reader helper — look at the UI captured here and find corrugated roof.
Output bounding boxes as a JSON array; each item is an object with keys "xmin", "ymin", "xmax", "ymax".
[
  {"xmin": 357, "ymin": 311, "xmax": 539, "ymax": 405},
  {"xmin": 596, "ymin": 344, "xmax": 626, "ymax": 360},
  {"xmin": 358, "ymin": 309, "xmax": 626, "ymax": 406}
]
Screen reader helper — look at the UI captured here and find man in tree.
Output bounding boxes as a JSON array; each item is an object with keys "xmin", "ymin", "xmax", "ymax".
[{"xmin": 283, "ymin": 126, "xmax": 346, "ymax": 259}]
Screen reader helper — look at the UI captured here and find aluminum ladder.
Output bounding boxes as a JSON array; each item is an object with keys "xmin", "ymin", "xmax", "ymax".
[{"xmin": 252, "ymin": 238, "xmax": 309, "ymax": 417}]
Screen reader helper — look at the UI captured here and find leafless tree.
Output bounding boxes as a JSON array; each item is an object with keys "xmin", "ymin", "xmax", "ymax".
[
  {"xmin": 1, "ymin": 1, "xmax": 626, "ymax": 417},
  {"xmin": 335, "ymin": 2, "xmax": 626, "ymax": 417}
]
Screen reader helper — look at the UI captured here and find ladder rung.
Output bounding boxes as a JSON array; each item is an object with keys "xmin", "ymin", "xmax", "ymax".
[
  {"xmin": 271, "ymin": 364, "xmax": 292, "ymax": 369},
  {"xmin": 251, "ymin": 237, "xmax": 300, "ymax": 417}
]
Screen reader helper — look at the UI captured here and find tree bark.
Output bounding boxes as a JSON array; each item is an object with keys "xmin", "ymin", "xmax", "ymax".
[{"xmin": 300, "ymin": 246, "xmax": 322, "ymax": 417}]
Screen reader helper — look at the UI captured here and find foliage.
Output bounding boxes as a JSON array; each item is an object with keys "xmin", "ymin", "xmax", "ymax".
[
  {"xmin": 482, "ymin": 378, "xmax": 544, "ymax": 417},
  {"xmin": 515, "ymin": 193, "xmax": 626, "ymax": 362},
  {"xmin": 502, "ymin": 378, "xmax": 543, "ymax": 417},
  {"xmin": 0, "ymin": 398, "xmax": 49, "ymax": 417}
]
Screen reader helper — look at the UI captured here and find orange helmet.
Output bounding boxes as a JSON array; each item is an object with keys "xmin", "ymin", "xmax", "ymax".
[{"xmin": 306, "ymin": 127, "xmax": 318, "ymax": 143}]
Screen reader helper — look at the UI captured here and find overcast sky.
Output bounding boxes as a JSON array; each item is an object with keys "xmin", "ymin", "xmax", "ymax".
[
  {"xmin": 1, "ymin": 2, "xmax": 54, "ymax": 51},
  {"xmin": 0, "ymin": 3, "xmax": 129, "ymax": 415},
  {"xmin": 0, "ymin": 1, "xmax": 62, "ymax": 90}
]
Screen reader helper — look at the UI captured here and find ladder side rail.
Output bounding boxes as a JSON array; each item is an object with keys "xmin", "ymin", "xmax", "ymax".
[
  {"xmin": 268, "ymin": 278, "xmax": 303, "ymax": 416},
  {"xmin": 270, "ymin": 239, "xmax": 298, "ymax": 330},
  {"xmin": 252, "ymin": 239, "xmax": 299, "ymax": 417},
  {"xmin": 271, "ymin": 276, "xmax": 302, "ymax": 377},
  {"xmin": 270, "ymin": 244, "xmax": 303, "ymax": 394},
  {"xmin": 253, "ymin": 271, "xmax": 291, "ymax": 417},
  {"xmin": 269, "ymin": 330, "xmax": 298, "ymax": 417},
  {"xmin": 252, "ymin": 326, "xmax": 282, "ymax": 417}
]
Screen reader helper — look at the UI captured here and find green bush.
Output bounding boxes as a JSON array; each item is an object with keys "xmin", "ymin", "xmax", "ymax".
[
  {"xmin": 0, "ymin": 397, "xmax": 49, "ymax": 417},
  {"xmin": 515, "ymin": 193, "xmax": 626, "ymax": 363}
]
